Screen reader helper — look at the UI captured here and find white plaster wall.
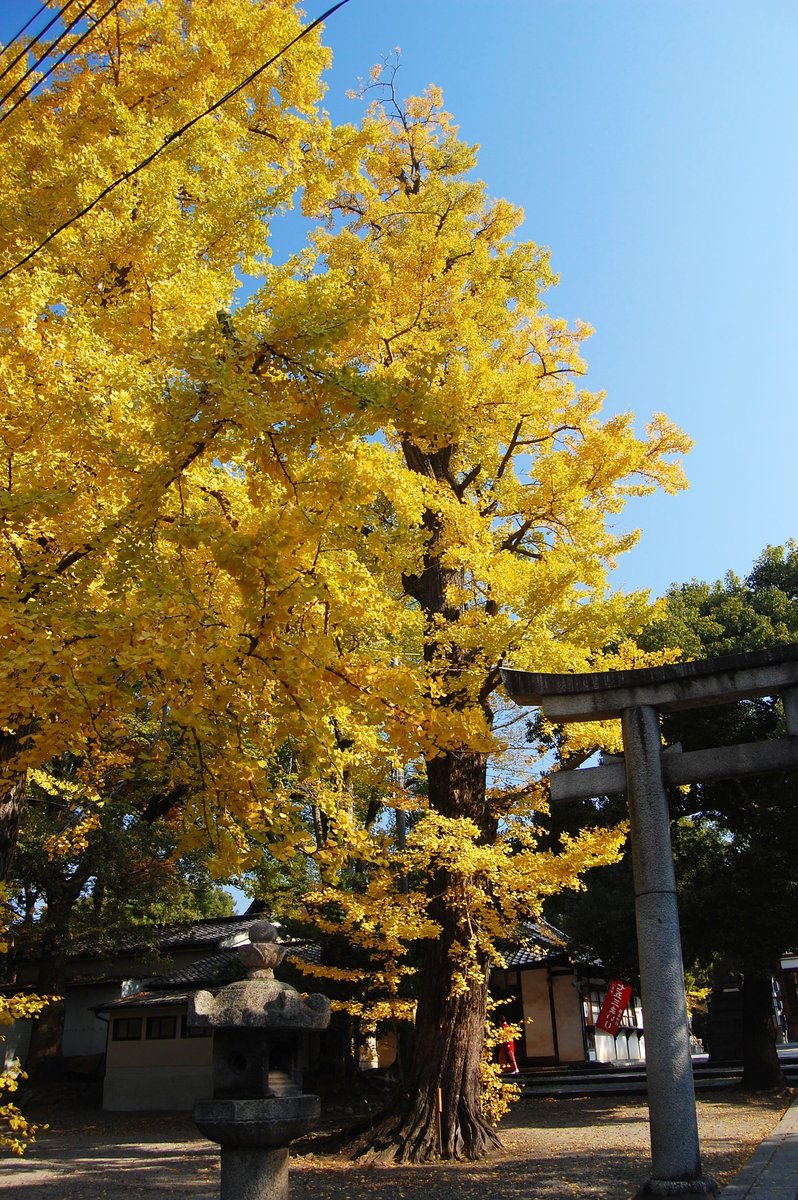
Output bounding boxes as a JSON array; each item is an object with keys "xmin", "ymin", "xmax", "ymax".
[
  {"xmin": 103, "ymin": 1065, "xmax": 213, "ymax": 1111},
  {"xmin": 102, "ymin": 1004, "xmax": 214, "ymax": 1109},
  {"xmin": 63, "ymin": 984, "xmax": 120, "ymax": 1057},
  {"xmin": 552, "ymin": 973, "xmax": 585, "ymax": 1063},
  {"xmin": 520, "ymin": 970, "xmax": 555, "ymax": 1059},
  {"xmin": 106, "ymin": 1015, "xmax": 213, "ymax": 1071}
]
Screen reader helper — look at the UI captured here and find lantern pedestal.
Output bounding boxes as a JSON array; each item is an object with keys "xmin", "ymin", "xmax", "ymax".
[{"xmin": 189, "ymin": 922, "xmax": 330, "ymax": 1200}]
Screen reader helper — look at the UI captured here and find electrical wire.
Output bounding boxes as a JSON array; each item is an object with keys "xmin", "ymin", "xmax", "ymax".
[
  {"xmin": 0, "ymin": 0, "xmax": 92, "ymax": 102},
  {"xmin": 0, "ymin": 0, "xmax": 80, "ymax": 87},
  {"xmin": 0, "ymin": 0, "xmax": 353, "ymax": 284},
  {"xmin": 1, "ymin": 3, "xmax": 49, "ymax": 50},
  {"xmin": 0, "ymin": 0, "xmax": 107, "ymax": 123}
]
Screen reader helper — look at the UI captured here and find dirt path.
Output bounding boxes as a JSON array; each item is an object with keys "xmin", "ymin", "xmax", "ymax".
[{"xmin": 2, "ymin": 1091, "xmax": 793, "ymax": 1198}]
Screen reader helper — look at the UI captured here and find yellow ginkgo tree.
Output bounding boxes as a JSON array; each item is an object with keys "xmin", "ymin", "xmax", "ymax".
[
  {"xmin": 1, "ymin": 5, "xmax": 691, "ymax": 1164},
  {"xmin": 188, "ymin": 75, "xmax": 692, "ymax": 1160},
  {"xmin": 0, "ymin": 886, "xmax": 50, "ymax": 1155},
  {"xmin": 0, "ymin": 0, "xmax": 332, "ymax": 880}
]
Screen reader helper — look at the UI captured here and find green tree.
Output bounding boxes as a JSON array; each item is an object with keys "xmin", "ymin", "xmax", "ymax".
[
  {"xmin": 547, "ymin": 543, "xmax": 798, "ymax": 1089},
  {"xmin": 642, "ymin": 543, "xmax": 798, "ymax": 1088},
  {"xmin": 7, "ymin": 756, "xmax": 234, "ymax": 1075}
]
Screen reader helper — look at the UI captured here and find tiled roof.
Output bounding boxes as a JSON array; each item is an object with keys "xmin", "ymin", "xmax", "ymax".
[
  {"xmin": 84, "ymin": 915, "xmax": 260, "ymax": 958},
  {"xmin": 3, "ymin": 915, "xmax": 264, "ymax": 970},
  {"xmin": 498, "ymin": 920, "xmax": 571, "ymax": 969},
  {"xmin": 93, "ymin": 938, "xmax": 324, "ymax": 1011},
  {"xmin": 285, "ymin": 940, "xmax": 322, "ymax": 966},
  {"xmin": 2, "ymin": 914, "xmax": 324, "ymax": 994},
  {"xmin": 524, "ymin": 918, "xmax": 569, "ymax": 946},
  {"xmin": 142, "ymin": 949, "xmax": 242, "ymax": 989},
  {"xmin": 99, "ymin": 990, "xmax": 191, "ymax": 1011},
  {"xmin": 62, "ymin": 915, "xmax": 259, "ymax": 961},
  {"xmin": 502, "ymin": 943, "xmax": 568, "ymax": 968},
  {"xmin": 156, "ymin": 916, "xmax": 259, "ymax": 951}
]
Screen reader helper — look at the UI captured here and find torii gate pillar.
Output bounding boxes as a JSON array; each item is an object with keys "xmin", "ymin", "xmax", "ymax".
[
  {"xmin": 623, "ymin": 704, "xmax": 703, "ymax": 1189},
  {"xmin": 502, "ymin": 645, "xmax": 798, "ymax": 1198}
]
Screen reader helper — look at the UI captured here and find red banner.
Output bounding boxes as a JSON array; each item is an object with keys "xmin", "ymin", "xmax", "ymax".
[{"xmin": 596, "ymin": 980, "xmax": 632, "ymax": 1036}]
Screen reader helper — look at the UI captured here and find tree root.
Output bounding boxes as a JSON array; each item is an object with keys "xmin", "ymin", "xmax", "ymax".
[{"xmin": 337, "ymin": 1098, "xmax": 503, "ymax": 1164}]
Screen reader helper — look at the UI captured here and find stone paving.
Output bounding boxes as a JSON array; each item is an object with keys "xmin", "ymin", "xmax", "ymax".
[{"xmin": 720, "ymin": 1094, "xmax": 798, "ymax": 1199}]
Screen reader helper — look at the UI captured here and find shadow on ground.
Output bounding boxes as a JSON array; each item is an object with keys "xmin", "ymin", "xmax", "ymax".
[{"xmin": 4, "ymin": 1090, "xmax": 791, "ymax": 1200}]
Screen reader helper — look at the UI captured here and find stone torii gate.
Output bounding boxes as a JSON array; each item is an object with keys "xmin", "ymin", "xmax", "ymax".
[{"xmin": 501, "ymin": 644, "xmax": 798, "ymax": 1198}]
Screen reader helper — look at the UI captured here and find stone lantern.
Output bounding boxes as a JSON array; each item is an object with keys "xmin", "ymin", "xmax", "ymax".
[{"xmin": 188, "ymin": 921, "xmax": 330, "ymax": 1200}]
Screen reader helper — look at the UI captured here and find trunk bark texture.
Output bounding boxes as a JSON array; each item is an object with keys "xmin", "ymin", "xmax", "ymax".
[
  {"xmin": 742, "ymin": 972, "xmax": 785, "ymax": 1091},
  {"xmin": 24, "ymin": 881, "xmax": 89, "ymax": 1077},
  {"xmin": 347, "ymin": 442, "xmax": 502, "ymax": 1161},
  {"xmin": 346, "ymin": 748, "xmax": 501, "ymax": 1162},
  {"xmin": 24, "ymin": 940, "xmax": 69, "ymax": 1079}
]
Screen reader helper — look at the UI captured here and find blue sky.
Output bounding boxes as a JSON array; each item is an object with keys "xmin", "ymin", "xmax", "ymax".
[{"xmin": 2, "ymin": 0, "xmax": 796, "ymax": 600}]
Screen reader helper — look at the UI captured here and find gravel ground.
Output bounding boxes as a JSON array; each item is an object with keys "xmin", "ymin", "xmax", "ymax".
[{"xmin": 2, "ymin": 1089, "xmax": 794, "ymax": 1199}]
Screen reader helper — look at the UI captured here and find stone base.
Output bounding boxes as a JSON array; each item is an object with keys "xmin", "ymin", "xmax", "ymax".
[
  {"xmin": 634, "ymin": 1176, "xmax": 718, "ymax": 1197},
  {"xmin": 194, "ymin": 1093, "xmax": 321, "ymax": 1147},
  {"xmin": 220, "ymin": 1144, "xmax": 288, "ymax": 1200}
]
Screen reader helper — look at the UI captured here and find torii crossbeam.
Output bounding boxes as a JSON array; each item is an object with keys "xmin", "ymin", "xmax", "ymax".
[{"xmin": 501, "ymin": 644, "xmax": 798, "ymax": 1198}]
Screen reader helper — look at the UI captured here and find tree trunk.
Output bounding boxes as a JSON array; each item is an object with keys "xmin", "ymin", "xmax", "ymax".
[
  {"xmin": 742, "ymin": 971, "xmax": 785, "ymax": 1091},
  {"xmin": 345, "ymin": 903, "xmax": 501, "ymax": 1161},
  {"xmin": 355, "ymin": 447, "xmax": 502, "ymax": 1162},
  {"xmin": 345, "ymin": 748, "xmax": 501, "ymax": 1162},
  {"xmin": 25, "ymin": 1001, "xmax": 67, "ymax": 1081},
  {"xmin": 24, "ymin": 947, "xmax": 69, "ymax": 1080},
  {"xmin": 24, "ymin": 889, "xmax": 86, "ymax": 1078}
]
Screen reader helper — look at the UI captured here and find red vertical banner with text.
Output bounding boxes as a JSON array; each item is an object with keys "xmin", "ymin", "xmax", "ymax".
[{"xmin": 596, "ymin": 980, "xmax": 632, "ymax": 1035}]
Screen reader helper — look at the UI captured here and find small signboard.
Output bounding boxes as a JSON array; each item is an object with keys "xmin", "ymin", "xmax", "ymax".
[{"xmin": 596, "ymin": 980, "xmax": 632, "ymax": 1036}]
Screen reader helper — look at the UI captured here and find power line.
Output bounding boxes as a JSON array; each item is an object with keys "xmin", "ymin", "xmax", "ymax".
[
  {"xmin": 0, "ymin": 0, "xmax": 109, "ymax": 124},
  {"xmin": 0, "ymin": 0, "xmax": 79, "ymax": 88},
  {"xmin": 1, "ymin": 4, "xmax": 49, "ymax": 50},
  {"xmin": 0, "ymin": 0, "xmax": 353, "ymax": 284},
  {"xmin": 0, "ymin": 0, "xmax": 91, "ymax": 100}
]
